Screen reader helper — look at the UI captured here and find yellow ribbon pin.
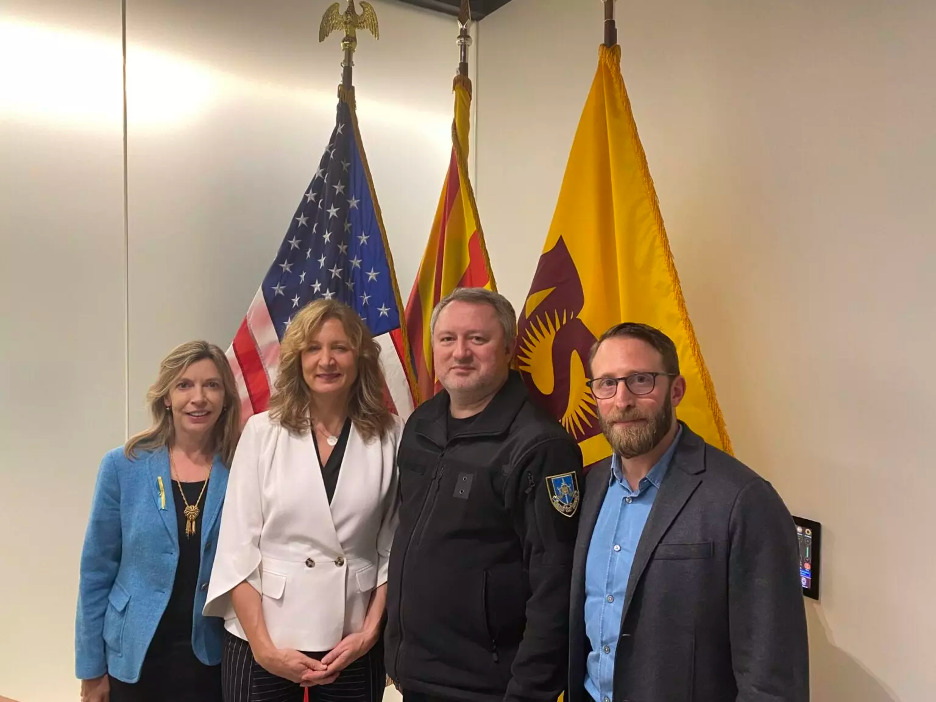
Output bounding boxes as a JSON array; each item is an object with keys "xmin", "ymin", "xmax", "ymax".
[{"xmin": 157, "ymin": 476, "xmax": 166, "ymax": 510}]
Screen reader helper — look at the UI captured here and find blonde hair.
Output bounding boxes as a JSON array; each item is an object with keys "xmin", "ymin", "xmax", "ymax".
[
  {"xmin": 269, "ymin": 299, "xmax": 393, "ymax": 442},
  {"xmin": 125, "ymin": 341, "xmax": 241, "ymax": 466}
]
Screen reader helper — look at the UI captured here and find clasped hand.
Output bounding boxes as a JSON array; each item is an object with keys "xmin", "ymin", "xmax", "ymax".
[{"xmin": 298, "ymin": 631, "xmax": 375, "ymax": 687}]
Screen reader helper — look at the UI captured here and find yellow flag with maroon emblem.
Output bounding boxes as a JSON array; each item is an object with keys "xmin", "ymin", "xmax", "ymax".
[{"xmin": 516, "ymin": 45, "xmax": 731, "ymax": 467}]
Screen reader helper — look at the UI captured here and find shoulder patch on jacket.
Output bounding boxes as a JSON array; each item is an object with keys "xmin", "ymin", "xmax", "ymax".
[{"xmin": 545, "ymin": 472, "xmax": 580, "ymax": 517}]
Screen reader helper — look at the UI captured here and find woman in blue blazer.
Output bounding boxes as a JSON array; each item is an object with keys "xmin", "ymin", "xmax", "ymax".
[{"xmin": 76, "ymin": 341, "xmax": 241, "ymax": 702}]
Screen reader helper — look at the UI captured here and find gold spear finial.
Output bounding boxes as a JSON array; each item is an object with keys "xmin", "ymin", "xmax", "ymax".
[{"xmin": 319, "ymin": 0, "xmax": 380, "ymax": 90}]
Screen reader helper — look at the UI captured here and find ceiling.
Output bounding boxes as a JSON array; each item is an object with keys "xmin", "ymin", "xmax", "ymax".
[{"xmin": 394, "ymin": 0, "xmax": 514, "ymax": 21}]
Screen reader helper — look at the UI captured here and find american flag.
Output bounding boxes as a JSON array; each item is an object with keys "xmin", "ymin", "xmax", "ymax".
[{"xmin": 227, "ymin": 95, "xmax": 417, "ymax": 423}]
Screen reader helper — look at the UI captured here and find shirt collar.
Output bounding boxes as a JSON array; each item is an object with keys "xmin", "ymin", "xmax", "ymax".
[{"xmin": 609, "ymin": 424, "xmax": 683, "ymax": 491}]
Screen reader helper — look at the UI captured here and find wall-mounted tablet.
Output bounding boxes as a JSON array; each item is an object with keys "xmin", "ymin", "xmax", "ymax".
[{"xmin": 793, "ymin": 516, "xmax": 821, "ymax": 600}]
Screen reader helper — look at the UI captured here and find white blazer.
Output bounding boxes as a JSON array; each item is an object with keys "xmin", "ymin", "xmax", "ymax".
[{"xmin": 204, "ymin": 411, "xmax": 402, "ymax": 652}]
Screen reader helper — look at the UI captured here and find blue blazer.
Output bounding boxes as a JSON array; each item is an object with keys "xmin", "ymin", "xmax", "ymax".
[{"xmin": 75, "ymin": 446, "xmax": 228, "ymax": 683}]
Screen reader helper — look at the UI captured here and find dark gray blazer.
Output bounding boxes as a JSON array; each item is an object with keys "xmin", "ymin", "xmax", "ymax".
[{"xmin": 568, "ymin": 424, "xmax": 809, "ymax": 702}]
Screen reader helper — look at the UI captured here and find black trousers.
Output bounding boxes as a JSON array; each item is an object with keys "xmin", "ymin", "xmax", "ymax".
[
  {"xmin": 222, "ymin": 631, "xmax": 385, "ymax": 702},
  {"xmin": 108, "ymin": 639, "xmax": 222, "ymax": 702}
]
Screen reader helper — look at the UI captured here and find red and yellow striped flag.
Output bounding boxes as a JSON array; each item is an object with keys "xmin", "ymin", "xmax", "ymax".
[
  {"xmin": 405, "ymin": 75, "xmax": 496, "ymax": 403},
  {"xmin": 516, "ymin": 45, "xmax": 731, "ymax": 467}
]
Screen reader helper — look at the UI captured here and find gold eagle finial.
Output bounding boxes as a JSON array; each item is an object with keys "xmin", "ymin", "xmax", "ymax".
[{"xmin": 319, "ymin": 0, "xmax": 379, "ymax": 43}]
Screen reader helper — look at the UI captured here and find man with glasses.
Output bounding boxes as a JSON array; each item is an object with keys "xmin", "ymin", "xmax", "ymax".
[{"xmin": 568, "ymin": 323, "xmax": 809, "ymax": 702}]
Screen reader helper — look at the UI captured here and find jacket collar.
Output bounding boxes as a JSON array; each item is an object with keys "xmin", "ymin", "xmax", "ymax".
[
  {"xmin": 413, "ymin": 370, "xmax": 529, "ymax": 448},
  {"xmin": 200, "ymin": 453, "xmax": 227, "ymax": 548}
]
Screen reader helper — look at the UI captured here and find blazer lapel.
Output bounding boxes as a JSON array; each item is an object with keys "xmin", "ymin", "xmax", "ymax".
[
  {"xmin": 200, "ymin": 454, "xmax": 227, "ymax": 548},
  {"xmin": 576, "ymin": 459, "xmax": 612, "ymax": 558},
  {"xmin": 148, "ymin": 448, "xmax": 179, "ymax": 547},
  {"xmin": 620, "ymin": 429, "xmax": 705, "ymax": 621}
]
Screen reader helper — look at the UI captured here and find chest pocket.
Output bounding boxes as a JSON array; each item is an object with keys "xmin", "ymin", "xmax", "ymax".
[
  {"xmin": 653, "ymin": 541, "xmax": 714, "ymax": 559},
  {"xmin": 396, "ymin": 448, "xmax": 435, "ymax": 503}
]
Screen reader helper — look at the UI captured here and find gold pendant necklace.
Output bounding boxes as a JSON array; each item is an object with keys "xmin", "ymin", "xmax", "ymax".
[{"xmin": 169, "ymin": 450, "xmax": 211, "ymax": 539}]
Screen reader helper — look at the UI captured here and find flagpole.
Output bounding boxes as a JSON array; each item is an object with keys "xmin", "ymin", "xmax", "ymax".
[
  {"xmin": 457, "ymin": 0, "xmax": 472, "ymax": 79},
  {"xmin": 341, "ymin": 35, "xmax": 355, "ymax": 90},
  {"xmin": 603, "ymin": 0, "xmax": 617, "ymax": 47}
]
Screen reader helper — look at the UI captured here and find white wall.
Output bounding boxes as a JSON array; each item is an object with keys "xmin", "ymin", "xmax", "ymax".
[
  {"xmin": 0, "ymin": 0, "xmax": 467, "ymax": 698},
  {"xmin": 477, "ymin": 1, "xmax": 936, "ymax": 700},
  {"xmin": 4, "ymin": 0, "xmax": 935, "ymax": 699},
  {"xmin": 0, "ymin": 1, "xmax": 127, "ymax": 698}
]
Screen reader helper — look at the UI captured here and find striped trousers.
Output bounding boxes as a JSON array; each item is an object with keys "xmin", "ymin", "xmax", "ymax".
[{"xmin": 222, "ymin": 631, "xmax": 385, "ymax": 702}]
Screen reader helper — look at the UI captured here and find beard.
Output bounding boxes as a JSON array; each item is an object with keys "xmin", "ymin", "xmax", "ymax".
[{"xmin": 599, "ymin": 394, "xmax": 674, "ymax": 459}]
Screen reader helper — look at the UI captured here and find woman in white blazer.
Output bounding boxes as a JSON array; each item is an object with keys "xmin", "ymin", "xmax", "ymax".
[{"xmin": 205, "ymin": 299, "xmax": 402, "ymax": 702}]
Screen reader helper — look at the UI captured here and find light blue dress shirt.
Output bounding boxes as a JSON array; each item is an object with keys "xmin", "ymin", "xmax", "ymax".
[{"xmin": 583, "ymin": 427, "xmax": 682, "ymax": 702}]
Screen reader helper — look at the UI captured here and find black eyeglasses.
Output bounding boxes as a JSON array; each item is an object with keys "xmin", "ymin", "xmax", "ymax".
[{"xmin": 586, "ymin": 372, "xmax": 677, "ymax": 399}]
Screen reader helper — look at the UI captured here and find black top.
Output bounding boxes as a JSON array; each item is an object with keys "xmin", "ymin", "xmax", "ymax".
[
  {"xmin": 312, "ymin": 418, "xmax": 352, "ymax": 503},
  {"xmin": 446, "ymin": 411, "xmax": 479, "ymax": 441},
  {"xmin": 149, "ymin": 479, "xmax": 206, "ymax": 653}
]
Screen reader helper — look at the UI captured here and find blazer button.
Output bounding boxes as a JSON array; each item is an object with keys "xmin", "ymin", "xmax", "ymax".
[
  {"xmin": 335, "ymin": 557, "xmax": 345, "ymax": 567},
  {"xmin": 305, "ymin": 558, "xmax": 316, "ymax": 568},
  {"xmin": 200, "ymin": 582, "xmax": 208, "ymax": 592},
  {"xmin": 205, "ymin": 540, "xmax": 212, "ymax": 551}
]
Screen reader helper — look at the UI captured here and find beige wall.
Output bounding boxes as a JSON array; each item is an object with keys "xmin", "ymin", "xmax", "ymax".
[
  {"xmin": 476, "ymin": 1, "xmax": 935, "ymax": 700},
  {"xmin": 0, "ymin": 0, "xmax": 466, "ymax": 699}
]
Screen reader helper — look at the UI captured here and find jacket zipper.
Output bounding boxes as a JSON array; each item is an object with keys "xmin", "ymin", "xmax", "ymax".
[
  {"xmin": 411, "ymin": 461, "xmax": 446, "ymax": 546},
  {"xmin": 482, "ymin": 569, "xmax": 499, "ymax": 663},
  {"xmin": 394, "ymin": 449, "xmax": 446, "ymax": 679}
]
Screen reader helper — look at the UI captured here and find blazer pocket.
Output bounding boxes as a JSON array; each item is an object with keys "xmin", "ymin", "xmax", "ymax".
[
  {"xmin": 654, "ymin": 542, "xmax": 714, "ymax": 560},
  {"xmin": 108, "ymin": 581, "xmax": 131, "ymax": 611},
  {"xmin": 103, "ymin": 581, "xmax": 130, "ymax": 653},
  {"xmin": 260, "ymin": 570, "xmax": 287, "ymax": 600},
  {"xmin": 354, "ymin": 564, "xmax": 377, "ymax": 593}
]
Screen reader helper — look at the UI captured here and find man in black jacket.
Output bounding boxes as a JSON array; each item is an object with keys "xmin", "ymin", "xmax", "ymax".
[{"xmin": 385, "ymin": 288, "xmax": 583, "ymax": 702}]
